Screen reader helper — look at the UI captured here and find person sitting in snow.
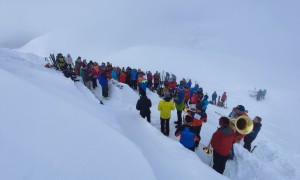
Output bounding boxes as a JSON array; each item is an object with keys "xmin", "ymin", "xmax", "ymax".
[
  {"xmin": 136, "ymin": 91, "xmax": 152, "ymax": 123},
  {"xmin": 175, "ymin": 114, "xmax": 200, "ymax": 152},
  {"xmin": 243, "ymin": 116, "xmax": 262, "ymax": 152}
]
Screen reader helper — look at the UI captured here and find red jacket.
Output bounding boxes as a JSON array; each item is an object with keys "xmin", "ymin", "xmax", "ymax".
[
  {"xmin": 192, "ymin": 111, "xmax": 207, "ymax": 127},
  {"xmin": 211, "ymin": 127, "xmax": 235, "ymax": 156},
  {"xmin": 234, "ymin": 132, "xmax": 246, "ymax": 143},
  {"xmin": 221, "ymin": 93, "xmax": 227, "ymax": 102},
  {"xmin": 184, "ymin": 89, "xmax": 190, "ymax": 101},
  {"xmin": 119, "ymin": 73, "xmax": 126, "ymax": 83},
  {"xmin": 190, "ymin": 93, "xmax": 200, "ymax": 104}
]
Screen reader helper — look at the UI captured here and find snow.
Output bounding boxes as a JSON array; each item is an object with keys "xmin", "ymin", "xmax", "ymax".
[
  {"xmin": 1, "ymin": 0, "xmax": 300, "ymax": 179},
  {"xmin": 0, "ymin": 49, "xmax": 224, "ymax": 179}
]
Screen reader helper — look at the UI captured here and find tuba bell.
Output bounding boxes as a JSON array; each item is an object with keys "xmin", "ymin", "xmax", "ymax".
[{"xmin": 230, "ymin": 115, "xmax": 253, "ymax": 134}]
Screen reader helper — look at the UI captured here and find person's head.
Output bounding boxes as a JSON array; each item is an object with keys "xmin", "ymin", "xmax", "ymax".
[
  {"xmin": 235, "ymin": 105, "xmax": 246, "ymax": 115},
  {"xmin": 164, "ymin": 91, "xmax": 170, "ymax": 98},
  {"xmin": 140, "ymin": 90, "xmax": 146, "ymax": 97},
  {"xmin": 196, "ymin": 103, "xmax": 202, "ymax": 112},
  {"xmin": 219, "ymin": 117, "xmax": 230, "ymax": 127},
  {"xmin": 67, "ymin": 54, "xmax": 70, "ymax": 57},
  {"xmin": 184, "ymin": 114, "xmax": 193, "ymax": 125},
  {"xmin": 204, "ymin": 95, "xmax": 208, "ymax": 99},
  {"xmin": 253, "ymin": 116, "xmax": 262, "ymax": 123}
]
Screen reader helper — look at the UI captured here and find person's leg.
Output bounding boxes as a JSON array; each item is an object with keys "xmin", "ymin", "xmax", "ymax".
[
  {"xmin": 229, "ymin": 145, "xmax": 234, "ymax": 160},
  {"xmin": 146, "ymin": 113, "xmax": 151, "ymax": 123},
  {"xmin": 219, "ymin": 155, "xmax": 229, "ymax": 174},
  {"xmin": 213, "ymin": 150, "xmax": 222, "ymax": 174},
  {"xmin": 177, "ymin": 110, "xmax": 182, "ymax": 125},
  {"xmin": 243, "ymin": 136, "xmax": 254, "ymax": 152},
  {"xmin": 165, "ymin": 119, "xmax": 170, "ymax": 136},
  {"xmin": 160, "ymin": 118, "xmax": 165, "ymax": 134}
]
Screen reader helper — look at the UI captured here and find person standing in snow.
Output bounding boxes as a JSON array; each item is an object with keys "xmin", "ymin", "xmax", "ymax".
[
  {"xmin": 228, "ymin": 105, "xmax": 248, "ymax": 159},
  {"xmin": 173, "ymin": 86, "xmax": 185, "ymax": 128},
  {"xmin": 175, "ymin": 114, "xmax": 200, "ymax": 151},
  {"xmin": 65, "ymin": 54, "xmax": 74, "ymax": 70},
  {"xmin": 221, "ymin": 92, "xmax": 227, "ymax": 108},
  {"xmin": 191, "ymin": 103, "xmax": 207, "ymax": 148},
  {"xmin": 136, "ymin": 91, "xmax": 152, "ymax": 123},
  {"xmin": 243, "ymin": 116, "xmax": 262, "ymax": 152},
  {"xmin": 212, "ymin": 91, "xmax": 217, "ymax": 105},
  {"xmin": 210, "ymin": 117, "xmax": 235, "ymax": 174},
  {"xmin": 98, "ymin": 67, "xmax": 109, "ymax": 99},
  {"xmin": 158, "ymin": 91, "xmax": 175, "ymax": 136},
  {"xmin": 200, "ymin": 94, "xmax": 209, "ymax": 112}
]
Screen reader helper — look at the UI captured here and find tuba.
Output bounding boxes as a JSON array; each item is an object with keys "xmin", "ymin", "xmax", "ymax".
[{"xmin": 230, "ymin": 115, "xmax": 253, "ymax": 134}]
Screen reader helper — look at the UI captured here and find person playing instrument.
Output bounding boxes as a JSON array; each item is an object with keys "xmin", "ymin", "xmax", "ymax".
[
  {"xmin": 228, "ymin": 105, "xmax": 248, "ymax": 159},
  {"xmin": 243, "ymin": 116, "xmax": 262, "ymax": 152},
  {"xmin": 210, "ymin": 117, "xmax": 235, "ymax": 174}
]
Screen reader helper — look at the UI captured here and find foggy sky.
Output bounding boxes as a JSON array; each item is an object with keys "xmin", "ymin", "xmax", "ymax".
[{"xmin": 1, "ymin": 0, "xmax": 300, "ymax": 66}]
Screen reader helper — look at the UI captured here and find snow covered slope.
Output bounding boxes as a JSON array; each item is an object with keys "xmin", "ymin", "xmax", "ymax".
[{"xmin": 0, "ymin": 48, "xmax": 225, "ymax": 180}]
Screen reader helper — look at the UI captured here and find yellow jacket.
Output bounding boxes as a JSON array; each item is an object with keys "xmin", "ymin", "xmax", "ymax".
[{"xmin": 158, "ymin": 99, "xmax": 175, "ymax": 119}]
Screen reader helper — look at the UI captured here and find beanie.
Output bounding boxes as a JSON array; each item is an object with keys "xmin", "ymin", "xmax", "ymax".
[
  {"xmin": 219, "ymin": 117, "xmax": 230, "ymax": 127},
  {"xmin": 185, "ymin": 114, "xmax": 193, "ymax": 123}
]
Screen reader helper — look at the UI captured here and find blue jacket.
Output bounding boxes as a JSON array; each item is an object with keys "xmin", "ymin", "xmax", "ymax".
[
  {"xmin": 175, "ymin": 125, "xmax": 199, "ymax": 149},
  {"xmin": 212, "ymin": 92, "xmax": 217, "ymax": 100},
  {"xmin": 111, "ymin": 70, "xmax": 118, "ymax": 80},
  {"xmin": 98, "ymin": 74, "xmax": 108, "ymax": 86},
  {"xmin": 248, "ymin": 122, "xmax": 262, "ymax": 139},
  {"xmin": 140, "ymin": 80, "xmax": 148, "ymax": 91},
  {"xmin": 201, "ymin": 97, "xmax": 209, "ymax": 111},
  {"xmin": 186, "ymin": 80, "xmax": 192, "ymax": 89},
  {"xmin": 131, "ymin": 70, "xmax": 138, "ymax": 80}
]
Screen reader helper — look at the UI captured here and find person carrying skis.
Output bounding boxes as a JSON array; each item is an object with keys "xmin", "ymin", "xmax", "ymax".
[
  {"xmin": 210, "ymin": 117, "xmax": 235, "ymax": 174},
  {"xmin": 243, "ymin": 116, "xmax": 262, "ymax": 152},
  {"xmin": 136, "ymin": 91, "xmax": 152, "ymax": 123},
  {"xmin": 175, "ymin": 114, "xmax": 200, "ymax": 152},
  {"xmin": 158, "ymin": 91, "xmax": 175, "ymax": 136}
]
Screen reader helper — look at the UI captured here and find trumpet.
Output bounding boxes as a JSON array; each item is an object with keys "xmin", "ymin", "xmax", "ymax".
[{"xmin": 230, "ymin": 115, "xmax": 253, "ymax": 135}]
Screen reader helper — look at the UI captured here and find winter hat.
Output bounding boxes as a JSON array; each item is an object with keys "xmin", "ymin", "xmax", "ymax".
[
  {"xmin": 185, "ymin": 114, "xmax": 193, "ymax": 123},
  {"xmin": 140, "ymin": 90, "xmax": 146, "ymax": 97},
  {"xmin": 164, "ymin": 91, "xmax": 170, "ymax": 98},
  {"xmin": 219, "ymin": 117, "xmax": 230, "ymax": 127},
  {"xmin": 236, "ymin": 105, "xmax": 245, "ymax": 112}
]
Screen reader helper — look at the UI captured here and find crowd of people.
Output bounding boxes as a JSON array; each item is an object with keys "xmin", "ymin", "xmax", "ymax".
[{"xmin": 45, "ymin": 53, "xmax": 262, "ymax": 176}]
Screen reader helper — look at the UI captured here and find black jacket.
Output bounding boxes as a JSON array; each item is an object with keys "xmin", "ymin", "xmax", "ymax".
[{"xmin": 136, "ymin": 96, "xmax": 152, "ymax": 116}]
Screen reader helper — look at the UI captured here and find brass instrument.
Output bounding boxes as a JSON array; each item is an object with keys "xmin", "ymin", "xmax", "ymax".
[{"xmin": 230, "ymin": 115, "xmax": 253, "ymax": 135}]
